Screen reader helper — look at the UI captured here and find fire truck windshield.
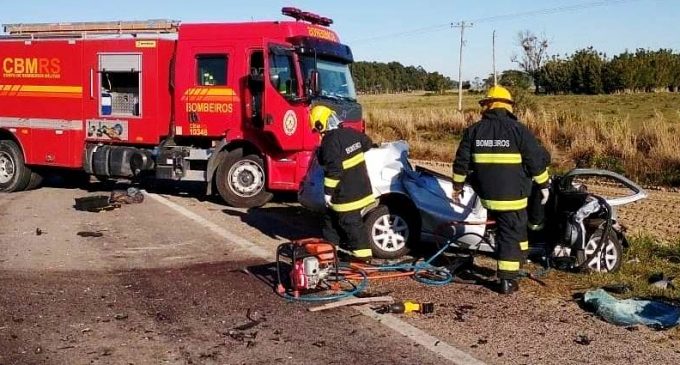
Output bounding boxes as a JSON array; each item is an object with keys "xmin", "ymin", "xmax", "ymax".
[{"xmin": 300, "ymin": 56, "xmax": 357, "ymax": 101}]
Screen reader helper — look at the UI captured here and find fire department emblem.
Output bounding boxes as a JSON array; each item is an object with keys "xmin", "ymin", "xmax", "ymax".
[{"xmin": 283, "ymin": 110, "xmax": 297, "ymax": 136}]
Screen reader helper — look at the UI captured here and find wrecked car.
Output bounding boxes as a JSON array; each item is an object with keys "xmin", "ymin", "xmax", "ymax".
[{"xmin": 298, "ymin": 141, "xmax": 647, "ymax": 272}]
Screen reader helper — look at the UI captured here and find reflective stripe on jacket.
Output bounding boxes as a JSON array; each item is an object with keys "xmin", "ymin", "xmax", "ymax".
[
  {"xmin": 318, "ymin": 127, "xmax": 375, "ymax": 212},
  {"xmin": 452, "ymin": 109, "xmax": 550, "ymax": 211}
]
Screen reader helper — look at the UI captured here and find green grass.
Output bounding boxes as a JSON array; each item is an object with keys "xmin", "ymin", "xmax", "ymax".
[
  {"xmin": 532, "ymin": 236, "xmax": 680, "ymax": 302},
  {"xmin": 360, "ymin": 92, "xmax": 680, "ymax": 126},
  {"xmin": 360, "ymin": 91, "xmax": 680, "ymax": 186}
]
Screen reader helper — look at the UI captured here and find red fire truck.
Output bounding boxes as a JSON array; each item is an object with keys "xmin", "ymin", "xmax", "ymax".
[{"xmin": 0, "ymin": 8, "xmax": 362, "ymax": 207}]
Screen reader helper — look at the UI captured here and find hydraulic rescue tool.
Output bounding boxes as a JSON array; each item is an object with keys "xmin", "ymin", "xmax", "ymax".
[{"xmin": 379, "ymin": 300, "xmax": 435, "ymax": 314}]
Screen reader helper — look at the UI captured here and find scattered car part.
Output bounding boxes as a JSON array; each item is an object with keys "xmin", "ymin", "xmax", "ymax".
[
  {"xmin": 583, "ymin": 289, "xmax": 680, "ymax": 329},
  {"xmin": 74, "ymin": 195, "xmax": 116, "ymax": 212}
]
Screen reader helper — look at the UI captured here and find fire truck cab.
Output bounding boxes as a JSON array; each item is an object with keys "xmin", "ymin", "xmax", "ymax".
[{"xmin": 0, "ymin": 8, "xmax": 362, "ymax": 207}]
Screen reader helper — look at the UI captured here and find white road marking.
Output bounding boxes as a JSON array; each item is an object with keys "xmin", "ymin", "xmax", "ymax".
[
  {"xmin": 144, "ymin": 192, "xmax": 271, "ymax": 260},
  {"xmin": 145, "ymin": 191, "xmax": 487, "ymax": 365},
  {"xmin": 357, "ymin": 305, "xmax": 487, "ymax": 365}
]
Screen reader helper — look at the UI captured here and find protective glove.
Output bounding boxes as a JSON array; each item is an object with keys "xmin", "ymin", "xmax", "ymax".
[
  {"xmin": 451, "ymin": 183, "xmax": 465, "ymax": 204},
  {"xmin": 324, "ymin": 194, "xmax": 332, "ymax": 207},
  {"xmin": 540, "ymin": 188, "xmax": 550, "ymax": 205}
]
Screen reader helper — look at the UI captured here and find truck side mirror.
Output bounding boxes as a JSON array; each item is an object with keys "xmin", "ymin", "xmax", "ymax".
[{"xmin": 310, "ymin": 70, "xmax": 320, "ymax": 96}]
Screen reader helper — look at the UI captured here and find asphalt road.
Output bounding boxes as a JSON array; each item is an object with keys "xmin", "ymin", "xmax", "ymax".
[{"xmin": 1, "ymin": 181, "xmax": 679, "ymax": 365}]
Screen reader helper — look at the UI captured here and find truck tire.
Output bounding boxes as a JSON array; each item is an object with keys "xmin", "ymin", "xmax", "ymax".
[
  {"xmin": 215, "ymin": 148, "xmax": 273, "ymax": 208},
  {"xmin": 25, "ymin": 171, "xmax": 44, "ymax": 190},
  {"xmin": 0, "ymin": 140, "xmax": 32, "ymax": 192},
  {"xmin": 364, "ymin": 204, "xmax": 420, "ymax": 259}
]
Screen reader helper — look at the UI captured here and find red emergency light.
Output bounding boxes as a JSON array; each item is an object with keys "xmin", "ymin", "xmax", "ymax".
[{"xmin": 282, "ymin": 7, "xmax": 333, "ymax": 27}]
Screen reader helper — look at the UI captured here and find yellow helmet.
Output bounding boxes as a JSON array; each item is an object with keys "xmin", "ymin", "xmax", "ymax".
[
  {"xmin": 479, "ymin": 85, "xmax": 514, "ymax": 107},
  {"xmin": 309, "ymin": 105, "xmax": 341, "ymax": 133}
]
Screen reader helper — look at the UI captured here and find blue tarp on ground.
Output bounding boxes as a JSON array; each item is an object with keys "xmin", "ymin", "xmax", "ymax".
[{"xmin": 584, "ymin": 289, "xmax": 680, "ymax": 329}]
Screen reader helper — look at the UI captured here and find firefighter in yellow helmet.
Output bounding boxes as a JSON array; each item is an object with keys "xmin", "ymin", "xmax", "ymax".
[
  {"xmin": 452, "ymin": 86, "xmax": 550, "ymax": 294},
  {"xmin": 310, "ymin": 105, "xmax": 375, "ymax": 262}
]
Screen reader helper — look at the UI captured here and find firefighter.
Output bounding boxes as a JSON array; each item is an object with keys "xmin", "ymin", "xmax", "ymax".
[
  {"xmin": 310, "ymin": 105, "xmax": 375, "ymax": 262},
  {"xmin": 452, "ymin": 86, "xmax": 550, "ymax": 294}
]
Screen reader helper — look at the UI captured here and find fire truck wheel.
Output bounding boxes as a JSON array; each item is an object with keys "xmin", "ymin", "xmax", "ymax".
[
  {"xmin": 26, "ymin": 171, "xmax": 44, "ymax": 190},
  {"xmin": 215, "ymin": 149, "xmax": 273, "ymax": 208},
  {"xmin": 0, "ymin": 140, "xmax": 32, "ymax": 192}
]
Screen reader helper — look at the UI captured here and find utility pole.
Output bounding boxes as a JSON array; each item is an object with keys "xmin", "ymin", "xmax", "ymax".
[
  {"xmin": 453, "ymin": 21, "xmax": 472, "ymax": 111},
  {"xmin": 492, "ymin": 30, "xmax": 497, "ymax": 86}
]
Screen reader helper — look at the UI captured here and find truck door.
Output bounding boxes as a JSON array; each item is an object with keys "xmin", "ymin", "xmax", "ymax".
[
  {"xmin": 261, "ymin": 43, "xmax": 308, "ymax": 151},
  {"xmin": 177, "ymin": 46, "xmax": 237, "ymax": 137}
]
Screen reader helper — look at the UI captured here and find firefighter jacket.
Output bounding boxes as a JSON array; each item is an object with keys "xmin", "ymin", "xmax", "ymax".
[
  {"xmin": 318, "ymin": 126, "xmax": 375, "ymax": 212},
  {"xmin": 453, "ymin": 108, "xmax": 550, "ymax": 211}
]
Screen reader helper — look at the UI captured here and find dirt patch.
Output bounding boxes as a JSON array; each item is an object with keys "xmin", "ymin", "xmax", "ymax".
[
  {"xmin": 367, "ymin": 276, "xmax": 680, "ymax": 365},
  {"xmin": 0, "ymin": 261, "xmax": 449, "ymax": 365}
]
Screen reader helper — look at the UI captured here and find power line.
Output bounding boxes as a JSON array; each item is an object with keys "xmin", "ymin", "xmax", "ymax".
[
  {"xmin": 350, "ymin": 0, "xmax": 644, "ymax": 44},
  {"xmin": 351, "ymin": 23, "xmax": 450, "ymax": 44},
  {"xmin": 470, "ymin": 0, "xmax": 642, "ymax": 23}
]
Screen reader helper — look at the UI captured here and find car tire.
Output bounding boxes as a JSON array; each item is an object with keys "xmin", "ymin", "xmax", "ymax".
[
  {"xmin": 582, "ymin": 227, "xmax": 623, "ymax": 272},
  {"xmin": 0, "ymin": 140, "xmax": 32, "ymax": 192},
  {"xmin": 215, "ymin": 148, "xmax": 273, "ymax": 208},
  {"xmin": 364, "ymin": 204, "xmax": 419, "ymax": 259}
]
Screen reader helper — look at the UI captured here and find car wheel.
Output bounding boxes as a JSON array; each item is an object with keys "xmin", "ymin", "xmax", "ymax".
[
  {"xmin": 0, "ymin": 140, "xmax": 32, "ymax": 192},
  {"xmin": 582, "ymin": 227, "xmax": 623, "ymax": 272},
  {"xmin": 364, "ymin": 204, "xmax": 419, "ymax": 259},
  {"xmin": 216, "ymin": 148, "xmax": 273, "ymax": 208}
]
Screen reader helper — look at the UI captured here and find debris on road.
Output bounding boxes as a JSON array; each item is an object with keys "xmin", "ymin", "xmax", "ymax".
[
  {"xmin": 230, "ymin": 309, "xmax": 266, "ymax": 331},
  {"xmin": 74, "ymin": 188, "xmax": 142, "ymax": 212},
  {"xmin": 35, "ymin": 228, "xmax": 44, "ymax": 236},
  {"xmin": 74, "ymin": 195, "xmax": 119, "ymax": 212},
  {"xmin": 110, "ymin": 188, "xmax": 144, "ymax": 205},
  {"xmin": 77, "ymin": 231, "xmax": 105, "ymax": 238},
  {"xmin": 114, "ymin": 313, "xmax": 128, "ymax": 320},
  {"xmin": 574, "ymin": 334, "xmax": 592, "ymax": 345},
  {"xmin": 308, "ymin": 296, "xmax": 394, "ymax": 312},
  {"xmin": 583, "ymin": 289, "xmax": 680, "ymax": 329},
  {"xmin": 648, "ymin": 272, "xmax": 676, "ymax": 290},
  {"xmin": 626, "ymin": 257, "xmax": 641, "ymax": 264},
  {"xmin": 601, "ymin": 283, "xmax": 632, "ymax": 294}
]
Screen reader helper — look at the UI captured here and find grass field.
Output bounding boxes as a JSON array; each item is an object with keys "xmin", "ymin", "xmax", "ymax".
[{"xmin": 360, "ymin": 92, "xmax": 680, "ymax": 186}]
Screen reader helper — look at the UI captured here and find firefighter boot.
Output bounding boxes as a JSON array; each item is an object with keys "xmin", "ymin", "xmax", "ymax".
[{"xmin": 499, "ymin": 279, "xmax": 519, "ymax": 295}]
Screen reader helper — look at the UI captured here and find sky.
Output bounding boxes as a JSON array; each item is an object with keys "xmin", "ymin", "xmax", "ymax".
[{"xmin": 1, "ymin": 0, "xmax": 677, "ymax": 80}]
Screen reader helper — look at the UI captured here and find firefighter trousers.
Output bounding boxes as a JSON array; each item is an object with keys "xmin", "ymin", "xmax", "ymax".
[
  {"xmin": 321, "ymin": 208, "xmax": 372, "ymax": 258},
  {"xmin": 490, "ymin": 209, "xmax": 528, "ymax": 280},
  {"xmin": 527, "ymin": 184, "xmax": 546, "ymax": 231}
]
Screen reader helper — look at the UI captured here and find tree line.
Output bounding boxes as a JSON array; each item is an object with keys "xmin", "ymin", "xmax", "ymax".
[
  {"xmin": 350, "ymin": 61, "xmax": 459, "ymax": 94},
  {"xmin": 536, "ymin": 48, "xmax": 680, "ymax": 94}
]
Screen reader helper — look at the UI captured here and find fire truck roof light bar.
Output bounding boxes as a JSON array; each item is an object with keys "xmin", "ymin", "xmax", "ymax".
[
  {"xmin": 281, "ymin": 7, "xmax": 333, "ymax": 27},
  {"xmin": 3, "ymin": 19, "xmax": 180, "ymax": 35}
]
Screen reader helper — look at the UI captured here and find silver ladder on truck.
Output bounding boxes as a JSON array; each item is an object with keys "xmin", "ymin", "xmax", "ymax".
[{"xmin": 2, "ymin": 20, "xmax": 179, "ymax": 38}]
